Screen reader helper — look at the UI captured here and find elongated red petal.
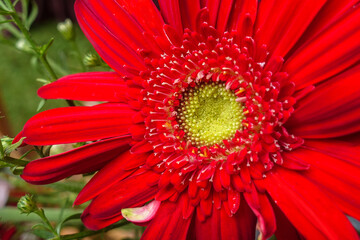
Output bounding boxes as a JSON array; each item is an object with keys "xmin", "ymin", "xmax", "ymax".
[
  {"xmin": 265, "ymin": 168, "xmax": 359, "ymax": 240},
  {"xmin": 75, "ymin": 151, "xmax": 148, "ymax": 205},
  {"xmin": 205, "ymin": 0, "xmax": 221, "ymax": 27},
  {"xmin": 292, "ymin": 0, "xmax": 360, "ymax": 50},
  {"xmin": 81, "ymin": 206, "xmax": 123, "ymax": 231},
  {"xmin": 179, "ymin": 0, "xmax": 201, "ymax": 30},
  {"xmin": 244, "ymin": 185, "xmax": 276, "ymax": 239},
  {"xmin": 304, "ymin": 139, "xmax": 360, "ymax": 167},
  {"xmin": 220, "ymin": 196, "xmax": 257, "ymax": 240},
  {"xmin": 227, "ymin": 0, "xmax": 257, "ymax": 35},
  {"xmin": 114, "ymin": 0, "xmax": 165, "ymax": 38},
  {"xmin": 142, "ymin": 194, "xmax": 193, "ymax": 240},
  {"xmin": 21, "ymin": 136, "xmax": 131, "ymax": 184},
  {"xmin": 75, "ymin": 1, "xmax": 146, "ymax": 74},
  {"xmin": 22, "ymin": 104, "xmax": 135, "ymax": 145},
  {"xmin": 271, "ymin": 199, "xmax": 302, "ymax": 240},
  {"xmin": 287, "ymin": 65, "xmax": 360, "ymax": 138},
  {"xmin": 215, "ymin": 0, "xmax": 233, "ymax": 33},
  {"xmin": 255, "ymin": 0, "xmax": 326, "ymax": 58},
  {"xmin": 159, "ymin": 0, "xmax": 183, "ymax": 35},
  {"xmin": 290, "ymin": 147, "xmax": 360, "ymax": 220},
  {"xmin": 38, "ymin": 72, "xmax": 127, "ymax": 102},
  {"xmin": 87, "ymin": 170, "xmax": 160, "ymax": 219},
  {"xmin": 284, "ymin": 4, "xmax": 360, "ymax": 89}
]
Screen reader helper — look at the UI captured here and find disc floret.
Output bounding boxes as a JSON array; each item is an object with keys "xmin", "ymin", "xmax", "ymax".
[{"xmin": 178, "ymin": 83, "xmax": 244, "ymax": 147}]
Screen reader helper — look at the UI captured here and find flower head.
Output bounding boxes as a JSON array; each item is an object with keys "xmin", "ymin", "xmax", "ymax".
[
  {"xmin": 16, "ymin": 0, "xmax": 360, "ymax": 239},
  {"xmin": 17, "ymin": 194, "xmax": 39, "ymax": 215}
]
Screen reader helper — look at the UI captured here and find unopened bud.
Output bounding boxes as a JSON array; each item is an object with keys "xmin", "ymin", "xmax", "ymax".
[
  {"xmin": 17, "ymin": 194, "xmax": 39, "ymax": 215},
  {"xmin": 83, "ymin": 52, "xmax": 102, "ymax": 67},
  {"xmin": 15, "ymin": 39, "xmax": 33, "ymax": 53},
  {"xmin": 57, "ymin": 19, "xmax": 75, "ymax": 41}
]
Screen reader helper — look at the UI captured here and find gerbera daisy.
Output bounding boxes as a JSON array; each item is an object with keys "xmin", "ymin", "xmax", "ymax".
[{"xmin": 15, "ymin": 0, "xmax": 360, "ymax": 239}]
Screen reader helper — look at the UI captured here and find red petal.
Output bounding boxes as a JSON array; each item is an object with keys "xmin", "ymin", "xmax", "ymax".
[
  {"xmin": 304, "ymin": 139, "xmax": 360, "ymax": 167},
  {"xmin": 220, "ymin": 197, "xmax": 257, "ymax": 240},
  {"xmin": 227, "ymin": 0, "xmax": 257, "ymax": 37},
  {"xmin": 205, "ymin": 0, "xmax": 221, "ymax": 27},
  {"xmin": 271, "ymin": 199, "xmax": 302, "ymax": 240},
  {"xmin": 189, "ymin": 195, "xmax": 257, "ymax": 240},
  {"xmin": 81, "ymin": 207, "xmax": 123, "ymax": 231},
  {"xmin": 22, "ymin": 104, "xmax": 135, "ymax": 145},
  {"xmin": 114, "ymin": 0, "xmax": 165, "ymax": 38},
  {"xmin": 179, "ymin": 0, "xmax": 201, "ymax": 30},
  {"xmin": 142, "ymin": 194, "xmax": 193, "ymax": 240},
  {"xmin": 38, "ymin": 72, "xmax": 128, "ymax": 102},
  {"xmin": 292, "ymin": 0, "xmax": 360, "ymax": 50},
  {"xmin": 265, "ymin": 168, "xmax": 359, "ymax": 240},
  {"xmin": 21, "ymin": 136, "xmax": 131, "ymax": 184},
  {"xmin": 75, "ymin": 1, "xmax": 146, "ymax": 74},
  {"xmin": 290, "ymin": 147, "xmax": 360, "ymax": 220},
  {"xmin": 75, "ymin": 152, "xmax": 148, "ymax": 205},
  {"xmin": 284, "ymin": 5, "xmax": 360, "ymax": 89},
  {"xmin": 159, "ymin": 0, "xmax": 183, "ymax": 35},
  {"xmin": 190, "ymin": 204, "xmax": 221, "ymax": 240},
  {"xmin": 254, "ymin": 0, "xmax": 327, "ymax": 57},
  {"xmin": 88, "ymin": 170, "xmax": 159, "ymax": 219},
  {"xmin": 130, "ymin": 140, "xmax": 153, "ymax": 154},
  {"xmin": 215, "ymin": 0, "xmax": 234, "ymax": 33},
  {"xmin": 287, "ymin": 65, "xmax": 360, "ymax": 138},
  {"xmin": 244, "ymin": 185, "xmax": 276, "ymax": 239},
  {"xmin": 227, "ymin": 188, "xmax": 240, "ymax": 215}
]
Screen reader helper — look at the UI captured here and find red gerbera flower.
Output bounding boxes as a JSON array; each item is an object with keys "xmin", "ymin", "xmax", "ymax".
[{"xmin": 15, "ymin": 0, "xmax": 360, "ymax": 239}]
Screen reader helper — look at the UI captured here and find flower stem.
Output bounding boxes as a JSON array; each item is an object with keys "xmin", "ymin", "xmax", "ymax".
[
  {"xmin": 5, "ymin": 0, "xmax": 57, "ymax": 80},
  {"xmin": 4, "ymin": 0, "xmax": 76, "ymax": 106},
  {"xmin": 35, "ymin": 208, "xmax": 61, "ymax": 239},
  {"xmin": 60, "ymin": 221, "xmax": 130, "ymax": 240}
]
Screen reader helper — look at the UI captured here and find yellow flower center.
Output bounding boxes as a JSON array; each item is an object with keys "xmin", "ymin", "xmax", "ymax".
[{"xmin": 178, "ymin": 83, "xmax": 244, "ymax": 146}]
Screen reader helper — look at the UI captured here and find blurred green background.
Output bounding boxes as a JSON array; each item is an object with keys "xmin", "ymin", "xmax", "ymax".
[{"xmin": 0, "ymin": 21, "xmax": 94, "ymax": 136}]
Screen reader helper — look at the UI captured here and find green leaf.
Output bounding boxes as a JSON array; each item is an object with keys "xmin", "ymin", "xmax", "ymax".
[
  {"xmin": 32, "ymin": 223, "xmax": 55, "ymax": 239},
  {"xmin": 1, "ymin": 156, "xmax": 28, "ymax": 167},
  {"xmin": 0, "ymin": 1, "xmax": 10, "ymax": 12},
  {"xmin": 0, "ymin": 10, "xmax": 11, "ymax": 15},
  {"xmin": 0, "ymin": 19, "xmax": 12, "ymax": 24},
  {"xmin": 12, "ymin": 0, "xmax": 21, "ymax": 7},
  {"xmin": 37, "ymin": 98, "xmax": 46, "ymax": 112},
  {"xmin": 24, "ymin": 0, "xmax": 38, "ymax": 29},
  {"xmin": 11, "ymin": 166, "xmax": 24, "ymax": 175},
  {"xmin": 55, "ymin": 213, "xmax": 81, "ymax": 235},
  {"xmin": 20, "ymin": 0, "xmax": 28, "ymax": 23},
  {"xmin": 4, "ymin": 137, "xmax": 25, "ymax": 155},
  {"xmin": 0, "ymin": 137, "xmax": 4, "ymax": 158},
  {"xmin": 39, "ymin": 37, "xmax": 54, "ymax": 56},
  {"xmin": 36, "ymin": 78, "xmax": 51, "ymax": 85}
]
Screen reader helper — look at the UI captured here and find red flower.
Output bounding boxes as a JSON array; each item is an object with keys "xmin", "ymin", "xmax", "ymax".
[{"xmin": 16, "ymin": 0, "xmax": 360, "ymax": 239}]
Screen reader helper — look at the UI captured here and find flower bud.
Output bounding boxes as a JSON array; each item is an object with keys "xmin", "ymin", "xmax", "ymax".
[
  {"xmin": 0, "ymin": 137, "xmax": 12, "ymax": 150},
  {"xmin": 17, "ymin": 195, "xmax": 38, "ymax": 215},
  {"xmin": 57, "ymin": 19, "xmax": 75, "ymax": 41},
  {"xmin": 83, "ymin": 52, "xmax": 102, "ymax": 67},
  {"xmin": 15, "ymin": 39, "xmax": 33, "ymax": 53}
]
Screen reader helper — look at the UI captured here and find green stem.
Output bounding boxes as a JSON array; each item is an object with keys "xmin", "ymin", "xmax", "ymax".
[
  {"xmin": 5, "ymin": 0, "xmax": 57, "ymax": 80},
  {"xmin": 34, "ymin": 146, "xmax": 45, "ymax": 158},
  {"xmin": 36, "ymin": 208, "xmax": 60, "ymax": 239},
  {"xmin": 71, "ymin": 40, "xmax": 86, "ymax": 71},
  {"xmin": 60, "ymin": 221, "xmax": 130, "ymax": 240},
  {"xmin": 4, "ymin": 0, "xmax": 76, "ymax": 107}
]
